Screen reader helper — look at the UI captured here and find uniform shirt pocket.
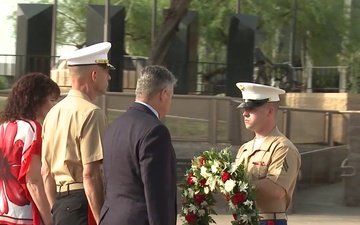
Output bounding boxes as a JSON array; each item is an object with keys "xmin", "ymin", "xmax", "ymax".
[{"xmin": 252, "ymin": 162, "xmax": 268, "ymax": 179}]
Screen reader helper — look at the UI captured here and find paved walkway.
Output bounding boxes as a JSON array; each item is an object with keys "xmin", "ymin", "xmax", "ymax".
[{"xmin": 177, "ymin": 213, "xmax": 359, "ymax": 225}]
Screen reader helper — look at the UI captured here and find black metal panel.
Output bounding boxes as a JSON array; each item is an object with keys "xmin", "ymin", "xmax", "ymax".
[
  {"xmin": 226, "ymin": 13, "xmax": 257, "ymax": 97},
  {"xmin": 16, "ymin": 4, "xmax": 53, "ymax": 78},
  {"xmin": 87, "ymin": 5, "xmax": 125, "ymax": 92},
  {"xmin": 164, "ymin": 10, "xmax": 199, "ymax": 94}
]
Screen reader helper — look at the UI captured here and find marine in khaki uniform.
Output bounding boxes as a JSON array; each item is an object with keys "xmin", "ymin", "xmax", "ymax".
[
  {"xmin": 234, "ymin": 83, "xmax": 301, "ymax": 225},
  {"xmin": 41, "ymin": 42, "xmax": 112, "ymax": 225}
]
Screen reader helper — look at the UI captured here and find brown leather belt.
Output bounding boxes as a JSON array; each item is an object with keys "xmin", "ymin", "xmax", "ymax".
[
  {"xmin": 259, "ymin": 212, "xmax": 287, "ymax": 220},
  {"xmin": 56, "ymin": 183, "xmax": 84, "ymax": 193}
]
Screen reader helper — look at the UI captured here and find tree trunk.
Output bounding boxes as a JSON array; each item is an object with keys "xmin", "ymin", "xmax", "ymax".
[{"xmin": 147, "ymin": 0, "xmax": 192, "ymax": 65}]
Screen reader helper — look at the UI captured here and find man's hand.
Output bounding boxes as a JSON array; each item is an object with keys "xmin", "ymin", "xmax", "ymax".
[{"xmin": 83, "ymin": 160, "xmax": 104, "ymax": 224}]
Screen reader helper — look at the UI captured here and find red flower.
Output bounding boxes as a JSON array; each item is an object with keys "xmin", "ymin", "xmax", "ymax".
[
  {"xmin": 185, "ymin": 212, "xmax": 198, "ymax": 224},
  {"xmin": 225, "ymin": 194, "xmax": 230, "ymax": 201},
  {"xmin": 199, "ymin": 157, "xmax": 205, "ymax": 166},
  {"xmin": 194, "ymin": 193, "xmax": 205, "ymax": 204},
  {"xmin": 222, "ymin": 171, "xmax": 231, "ymax": 182},
  {"xmin": 233, "ymin": 214, "xmax": 238, "ymax": 220},
  {"xmin": 231, "ymin": 192, "xmax": 246, "ymax": 205},
  {"xmin": 199, "ymin": 178, "xmax": 207, "ymax": 187},
  {"xmin": 0, "ymin": 122, "xmax": 30, "ymax": 215},
  {"xmin": 187, "ymin": 174, "xmax": 195, "ymax": 185}
]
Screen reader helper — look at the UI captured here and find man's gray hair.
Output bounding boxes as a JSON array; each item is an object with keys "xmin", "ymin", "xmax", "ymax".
[{"xmin": 135, "ymin": 65, "xmax": 177, "ymax": 98}]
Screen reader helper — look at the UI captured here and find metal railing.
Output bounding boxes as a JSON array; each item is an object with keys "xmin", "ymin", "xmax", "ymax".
[
  {"xmin": 0, "ymin": 54, "xmax": 354, "ymax": 93},
  {"xmin": 0, "ymin": 91, "xmax": 355, "ymax": 188}
]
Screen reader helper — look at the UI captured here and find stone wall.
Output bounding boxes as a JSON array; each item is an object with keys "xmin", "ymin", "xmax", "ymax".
[{"xmin": 283, "ymin": 93, "xmax": 360, "ymax": 144}]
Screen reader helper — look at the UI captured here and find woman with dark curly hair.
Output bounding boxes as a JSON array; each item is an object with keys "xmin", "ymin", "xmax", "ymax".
[{"xmin": 0, "ymin": 72, "xmax": 60, "ymax": 225}]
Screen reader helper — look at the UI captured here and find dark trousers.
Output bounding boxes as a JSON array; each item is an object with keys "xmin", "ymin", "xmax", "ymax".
[
  {"xmin": 260, "ymin": 219, "xmax": 287, "ymax": 225},
  {"xmin": 52, "ymin": 189, "xmax": 89, "ymax": 225}
]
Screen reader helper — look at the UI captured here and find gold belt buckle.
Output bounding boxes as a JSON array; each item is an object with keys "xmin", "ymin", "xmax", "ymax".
[{"xmin": 56, "ymin": 184, "xmax": 67, "ymax": 196}]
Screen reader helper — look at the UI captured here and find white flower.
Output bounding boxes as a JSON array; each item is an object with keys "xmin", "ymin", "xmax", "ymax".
[
  {"xmin": 239, "ymin": 181, "xmax": 248, "ymax": 193},
  {"xmin": 183, "ymin": 207, "xmax": 189, "ymax": 214},
  {"xmin": 211, "ymin": 160, "xmax": 220, "ymax": 173},
  {"xmin": 244, "ymin": 200, "xmax": 253, "ymax": 208},
  {"xmin": 228, "ymin": 201, "xmax": 237, "ymax": 210},
  {"xmin": 224, "ymin": 179, "xmax": 236, "ymax": 192},
  {"xmin": 187, "ymin": 188, "xmax": 194, "ymax": 198},
  {"xmin": 198, "ymin": 209, "xmax": 206, "ymax": 216},
  {"xmin": 201, "ymin": 201, "xmax": 208, "ymax": 207},
  {"xmin": 229, "ymin": 163, "xmax": 238, "ymax": 173},
  {"xmin": 191, "ymin": 176, "xmax": 198, "ymax": 184},
  {"xmin": 189, "ymin": 204, "xmax": 197, "ymax": 213},
  {"xmin": 200, "ymin": 166, "xmax": 210, "ymax": 177},
  {"xmin": 211, "ymin": 164, "xmax": 218, "ymax": 173},
  {"xmin": 207, "ymin": 177, "xmax": 217, "ymax": 191},
  {"xmin": 217, "ymin": 178, "xmax": 224, "ymax": 186},
  {"xmin": 215, "ymin": 160, "xmax": 221, "ymax": 167},
  {"xmin": 239, "ymin": 214, "xmax": 251, "ymax": 223},
  {"xmin": 204, "ymin": 186, "xmax": 210, "ymax": 194},
  {"xmin": 183, "ymin": 189, "xmax": 188, "ymax": 197}
]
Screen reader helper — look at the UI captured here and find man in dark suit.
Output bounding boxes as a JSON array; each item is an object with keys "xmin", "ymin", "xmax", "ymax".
[{"xmin": 99, "ymin": 65, "xmax": 178, "ymax": 225}]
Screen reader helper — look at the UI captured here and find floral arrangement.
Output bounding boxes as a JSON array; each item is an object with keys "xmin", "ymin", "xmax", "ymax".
[{"xmin": 179, "ymin": 148, "xmax": 259, "ymax": 225}]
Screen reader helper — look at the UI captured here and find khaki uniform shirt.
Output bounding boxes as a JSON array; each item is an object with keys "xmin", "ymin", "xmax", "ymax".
[
  {"xmin": 42, "ymin": 90, "xmax": 107, "ymax": 186},
  {"xmin": 235, "ymin": 127, "xmax": 301, "ymax": 213}
]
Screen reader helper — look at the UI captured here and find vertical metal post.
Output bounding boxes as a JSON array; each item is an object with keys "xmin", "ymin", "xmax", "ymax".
[
  {"xmin": 104, "ymin": 0, "xmax": 110, "ymax": 41},
  {"xmin": 236, "ymin": 0, "xmax": 241, "ymax": 13},
  {"xmin": 51, "ymin": 0, "xmax": 58, "ymax": 65},
  {"xmin": 327, "ymin": 112, "xmax": 334, "ymax": 146},
  {"xmin": 282, "ymin": 109, "xmax": 291, "ymax": 138},
  {"xmin": 151, "ymin": 0, "xmax": 157, "ymax": 44},
  {"xmin": 209, "ymin": 99, "xmax": 218, "ymax": 145},
  {"xmin": 102, "ymin": 0, "xmax": 110, "ymax": 115},
  {"xmin": 289, "ymin": 0, "xmax": 297, "ymax": 65}
]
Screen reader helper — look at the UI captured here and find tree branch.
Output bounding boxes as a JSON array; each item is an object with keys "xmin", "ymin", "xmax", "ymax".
[
  {"xmin": 147, "ymin": 0, "xmax": 192, "ymax": 65},
  {"xmin": 58, "ymin": 10, "xmax": 86, "ymax": 32},
  {"xmin": 56, "ymin": 41, "xmax": 86, "ymax": 49},
  {"xmin": 125, "ymin": 32, "xmax": 148, "ymax": 41}
]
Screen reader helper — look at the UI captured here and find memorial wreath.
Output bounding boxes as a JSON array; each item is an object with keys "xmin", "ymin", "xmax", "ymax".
[{"xmin": 179, "ymin": 148, "xmax": 259, "ymax": 225}]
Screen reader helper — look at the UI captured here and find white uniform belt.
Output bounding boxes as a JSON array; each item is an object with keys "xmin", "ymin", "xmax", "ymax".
[
  {"xmin": 56, "ymin": 183, "xmax": 84, "ymax": 193},
  {"xmin": 259, "ymin": 212, "xmax": 287, "ymax": 220}
]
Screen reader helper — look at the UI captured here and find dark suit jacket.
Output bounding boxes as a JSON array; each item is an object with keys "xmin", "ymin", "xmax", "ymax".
[{"xmin": 99, "ymin": 102, "xmax": 177, "ymax": 225}]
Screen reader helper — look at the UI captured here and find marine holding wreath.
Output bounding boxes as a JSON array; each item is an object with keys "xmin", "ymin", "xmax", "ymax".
[{"xmin": 235, "ymin": 83, "xmax": 301, "ymax": 225}]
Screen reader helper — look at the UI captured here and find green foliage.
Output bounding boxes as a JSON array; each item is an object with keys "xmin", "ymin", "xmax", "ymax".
[
  {"xmin": 190, "ymin": 0, "xmax": 234, "ymax": 62},
  {"xmin": 240, "ymin": 0, "xmax": 349, "ymax": 65},
  {"xmin": 8, "ymin": 1, "xmax": 360, "ymax": 71},
  {"xmin": 0, "ymin": 77, "xmax": 9, "ymax": 90},
  {"xmin": 337, "ymin": 1, "xmax": 360, "ymax": 93},
  {"xmin": 6, "ymin": 1, "xmax": 360, "ymax": 92}
]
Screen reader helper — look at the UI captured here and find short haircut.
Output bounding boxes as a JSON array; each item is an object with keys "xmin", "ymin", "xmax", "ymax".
[
  {"xmin": 68, "ymin": 65, "xmax": 95, "ymax": 78},
  {"xmin": 264, "ymin": 102, "xmax": 280, "ymax": 115},
  {"xmin": 0, "ymin": 72, "xmax": 60, "ymax": 122},
  {"xmin": 135, "ymin": 65, "xmax": 177, "ymax": 98}
]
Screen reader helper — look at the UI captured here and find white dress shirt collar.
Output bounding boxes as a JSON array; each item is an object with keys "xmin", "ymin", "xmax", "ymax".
[{"xmin": 135, "ymin": 101, "xmax": 159, "ymax": 119}]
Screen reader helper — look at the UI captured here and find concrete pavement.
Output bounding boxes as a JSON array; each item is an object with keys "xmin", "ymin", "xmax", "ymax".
[{"xmin": 177, "ymin": 213, "xmax": 359, "ymax": 225}]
